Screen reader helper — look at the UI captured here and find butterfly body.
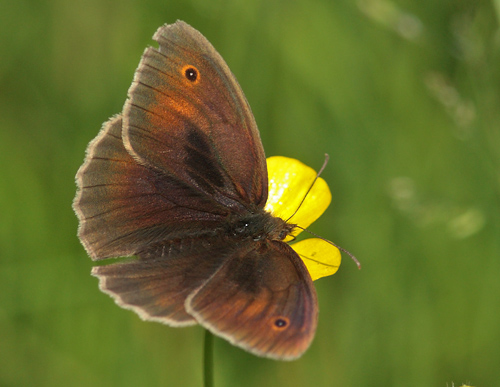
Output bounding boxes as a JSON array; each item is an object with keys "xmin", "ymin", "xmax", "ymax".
[{"xmin": 74, "ymin": 21, "xmax": 319, "ymax": 360}]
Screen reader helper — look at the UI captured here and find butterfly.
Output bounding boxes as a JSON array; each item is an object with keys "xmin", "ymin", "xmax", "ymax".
[{"xmin": 74, "ymin": 20, "xmax": 326, "ymax": 360}]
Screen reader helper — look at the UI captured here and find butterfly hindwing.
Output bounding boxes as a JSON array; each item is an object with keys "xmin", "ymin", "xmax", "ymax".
[
  {"xmin": 91, "ymin": 236, "xmax": 233, "ymax": 326},
  {"xmin": 187, "ymin": 240, "xmax": 318, "ymax": 360},
  {"xmin": 93, "ymin": 236, "xmax": 318, "ymax": 360}
]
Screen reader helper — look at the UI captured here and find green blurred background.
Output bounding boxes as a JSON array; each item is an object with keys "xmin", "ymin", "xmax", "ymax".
[{"xmin": 1, "ymin": 0, "xmax": 499, "ymax": 386}]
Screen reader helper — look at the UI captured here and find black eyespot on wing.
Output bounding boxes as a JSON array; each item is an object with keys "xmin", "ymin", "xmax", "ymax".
[
  {"xmin": 274, "ymin": 317, "xmax": 289, "ymax": 329},
  {"xmin": 184, "ymin": 66, "xmax": 198, "ymax": 82}
]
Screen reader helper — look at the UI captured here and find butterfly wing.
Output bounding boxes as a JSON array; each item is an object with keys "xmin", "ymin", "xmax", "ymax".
[
  {"xmin": 187, "ymin": 240, "xmax": 318, "ymax": 360},
  {"xmin": 91, "ymin": 236, "xmax": 232, "ymax": 326},
  {"xmin": 92, "ymin": 236, "xmax": 317, "ymax": 359},
  {"xmin": 74, "ymin": 116, "xmax": 231, "ymax": 259},
  {"xmin": 123, "ymin": 21, "xmax": 267, "ymax": 209}
]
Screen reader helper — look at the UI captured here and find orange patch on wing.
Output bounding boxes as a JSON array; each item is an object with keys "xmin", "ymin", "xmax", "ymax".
[{"xmin": 149, "ymin": 93, "xmax": 206, "ymax": 130}]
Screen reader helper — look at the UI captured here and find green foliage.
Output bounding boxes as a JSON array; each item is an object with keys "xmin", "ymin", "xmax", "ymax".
[{"xmin": 1, "ymin": 0, "xmax": 499, "ymax": 386}]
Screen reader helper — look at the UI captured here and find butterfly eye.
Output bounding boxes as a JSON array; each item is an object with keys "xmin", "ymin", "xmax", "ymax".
[
  {"xmin": 278, "ymin": 230, "xmax": 288, "ymax": 240},
  {"xmin": 183, "ymin": 66, "xmax": 199, "ymax": 83},
  {"xmin": 273, "ymin": 317, "xmax": 289, "ymax": 330}
]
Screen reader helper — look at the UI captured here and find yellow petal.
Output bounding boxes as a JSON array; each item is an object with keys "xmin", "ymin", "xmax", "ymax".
[
  {"xmin": 265, "ymin": 156, "xmax": 331, "ymax": 239},
  {"xmin": 291, "ymin": 238, "xmax": 341, "ymax": 281}
]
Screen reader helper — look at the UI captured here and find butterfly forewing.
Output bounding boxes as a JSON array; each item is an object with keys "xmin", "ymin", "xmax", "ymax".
[
  {"xmin": 123, "ymin": 21, "xmax": 268, "ymax": 210},
  {"xmin": 74, "ymin": 116, "xmax": 230, "ymax": 260}
]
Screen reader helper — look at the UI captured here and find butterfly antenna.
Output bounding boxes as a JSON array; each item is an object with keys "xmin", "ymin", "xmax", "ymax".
[
  {"xmin": 296, "ymin": 225, "xmax": 362, "ymax": 269},
  {"xmin": 285, "ymin": 153, "xmax": 361, "ymax": 269},
  {"xmin": 285, "ymin": 154, "xmax": 330, "ymax": 223}
]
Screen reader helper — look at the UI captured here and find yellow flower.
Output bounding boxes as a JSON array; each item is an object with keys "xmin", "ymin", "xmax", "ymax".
[{"xmin": 265, "ymin": 156, "xmax": 341, "ymax": 281}]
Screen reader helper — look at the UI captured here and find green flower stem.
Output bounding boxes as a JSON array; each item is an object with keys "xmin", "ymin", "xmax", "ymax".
[{"xmin": 203, "ymin": 329, "xmax": 214, "ymax": 387}]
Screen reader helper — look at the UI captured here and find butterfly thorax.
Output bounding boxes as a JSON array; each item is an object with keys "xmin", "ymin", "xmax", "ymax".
[{"xmin": 226, "ymin": 208, "xmax": 296, "ymax": 242}]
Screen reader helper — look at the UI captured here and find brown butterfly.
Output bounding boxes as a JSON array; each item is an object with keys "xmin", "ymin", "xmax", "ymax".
[{"xmin": 73, "ymin": 21, "xmax": 318, "ymax": 360}]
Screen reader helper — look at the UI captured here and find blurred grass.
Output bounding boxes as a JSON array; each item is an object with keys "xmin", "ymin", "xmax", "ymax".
[{"xmin": 1, "ymin": 0, "xmax": 499, "ymax": 386}]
